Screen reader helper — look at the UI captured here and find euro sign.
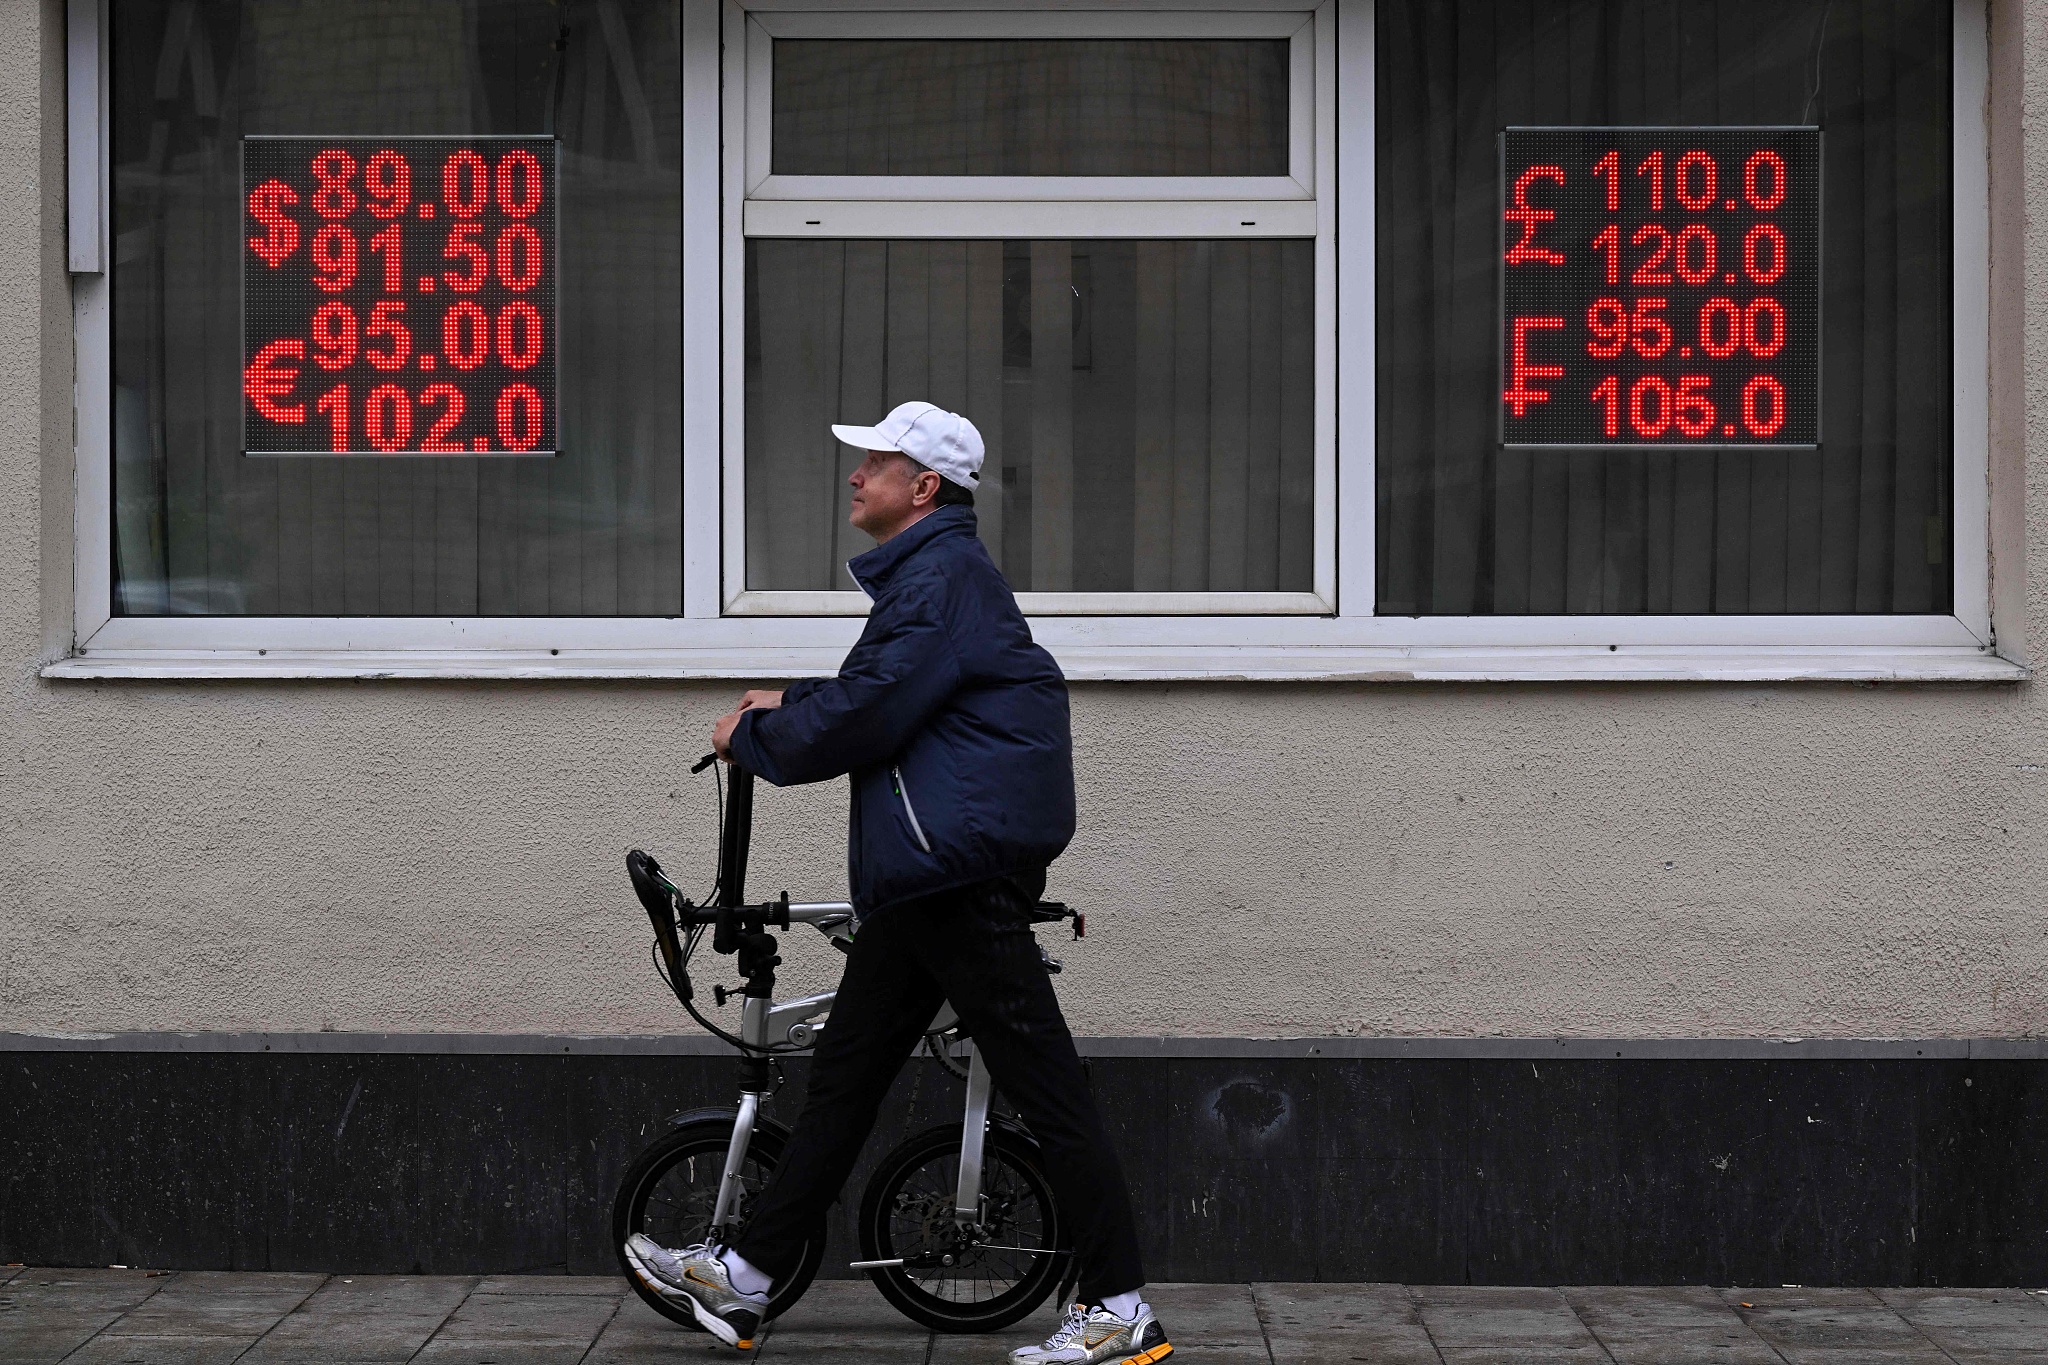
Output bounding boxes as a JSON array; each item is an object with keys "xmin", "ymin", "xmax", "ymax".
[
  {"xmin": 247, "ymin": 179, "xmax": 300, "ymax": 266},
  {"xmin": 244, "ymin": 339, "xmax": 306, "ymax": 422}
]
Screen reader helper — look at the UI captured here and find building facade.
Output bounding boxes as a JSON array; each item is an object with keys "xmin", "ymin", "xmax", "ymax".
[{"xmin": 5, "ymin": 0, "xmax": 2047, "ymax": 1284}]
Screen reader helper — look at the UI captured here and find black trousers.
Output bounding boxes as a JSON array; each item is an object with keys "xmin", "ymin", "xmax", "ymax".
[{"xmin": 733, "ymin": 874, "xmax": 1146, "ymax": 1304}]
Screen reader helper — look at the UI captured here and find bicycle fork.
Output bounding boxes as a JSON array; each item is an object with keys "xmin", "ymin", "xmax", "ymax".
[
  {"xmin": 710, "ymin": 996, "xmax": 771, "ymax": 1239},
  {"xmin": 953, "ymin": 1043, "xmax": 995, "ymax": 1227},
  {"xmin": 849, "ymin": 1042, "xmax": 997, "ymax": 1270}
]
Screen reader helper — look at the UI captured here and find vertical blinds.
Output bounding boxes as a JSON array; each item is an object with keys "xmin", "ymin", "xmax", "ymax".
[{"xmin": 745, "ymin": 239, "xmax": 1315, "ymax": 594}]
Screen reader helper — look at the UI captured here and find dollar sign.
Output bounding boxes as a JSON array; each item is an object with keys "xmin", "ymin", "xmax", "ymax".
[{"xmin": 247, "ymin": 179, "xmax": 300, "ymax": 266}]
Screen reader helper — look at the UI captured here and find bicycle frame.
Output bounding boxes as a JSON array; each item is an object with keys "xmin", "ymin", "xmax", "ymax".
[
  {"xmin": 710, "ymin": 976, "xmax": 998, "ymax": 1240},
  {"xmin": 685, "ymin": 766, "xmax": 1001, "ymax": 1248}
]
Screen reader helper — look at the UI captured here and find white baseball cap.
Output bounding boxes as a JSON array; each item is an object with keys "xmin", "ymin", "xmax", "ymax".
[{"xmin": 832, "ymin": 401, "xmax": 985, "ymax": 489}]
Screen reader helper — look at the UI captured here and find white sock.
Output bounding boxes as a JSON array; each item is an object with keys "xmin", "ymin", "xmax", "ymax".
[
  {"xmin": 719, "ymin": 1247, "xmax": 773, "ymax": 1297},
  {"xmin": 1101, "ymin": 1290, "xmax": 1145, "ymax": 1320}
]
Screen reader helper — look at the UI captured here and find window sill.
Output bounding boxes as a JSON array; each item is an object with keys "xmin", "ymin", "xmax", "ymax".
[{"xmin": 41, "ymin": 644, "xmax": 2026, "ymax": 684}]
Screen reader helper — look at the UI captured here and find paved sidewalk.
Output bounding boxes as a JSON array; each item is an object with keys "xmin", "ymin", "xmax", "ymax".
[{"xmin": 6, "ymin": 1267, "xmax": 2048, "ymax": 1364}]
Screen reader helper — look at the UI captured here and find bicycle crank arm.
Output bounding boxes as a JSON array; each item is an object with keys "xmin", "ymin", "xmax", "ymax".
[{"xmin": 848, "ymin": 1257, "xmax": 906, "ymax": 1269}]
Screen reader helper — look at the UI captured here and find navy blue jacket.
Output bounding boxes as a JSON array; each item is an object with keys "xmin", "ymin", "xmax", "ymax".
[{"xmin": 728, "ymin": 506, "xmax": 1075, "ymax": 918}]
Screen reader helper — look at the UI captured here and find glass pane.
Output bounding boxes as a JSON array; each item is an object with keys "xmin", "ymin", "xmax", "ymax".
[
  {"xmin": 745, "ymin": 239, "xmax": 1316, "ymax": 593},
  {"xmin": 112, "ymin": 0, "xmax": 682, "ymax": 616},
  {"xmin": 1377, "ymin": 0, "xmax": 1952, "ymax": 615},
  {"xmin": 772, "ymin": 40, "xmax": 1289, "ymax": 176}
]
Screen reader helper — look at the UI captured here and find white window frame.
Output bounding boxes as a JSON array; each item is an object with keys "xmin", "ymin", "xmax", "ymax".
[
  {"xmin": 725, "ymin": 0, "xmax": 1337, "ymax": 617},
  {"xmin": 49, "ymin": 0, "xmax": 2019, "ymax": 683}
]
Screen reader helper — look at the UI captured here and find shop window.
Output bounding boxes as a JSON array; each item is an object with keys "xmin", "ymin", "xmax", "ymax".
[
  {"xmin": 1376, "ymin": 0, "xmax": 1957, "ymax": 616},
  {"xmin": 108, "ymin": 0, "xmax": 681, "ymax": 616},
  {"xmin": 59, "ymin": 0, "xmax": 2003, "ymax": 678}
]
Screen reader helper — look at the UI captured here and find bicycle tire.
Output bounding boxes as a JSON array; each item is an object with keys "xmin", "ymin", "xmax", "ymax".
[
  {"xmin": 612, "ymin": 1117, "xmax": 824, "ymax": 1328},
  {"xmin": 857, "ymin": 1123, "xmax": 1070, "ymax": 1333}
]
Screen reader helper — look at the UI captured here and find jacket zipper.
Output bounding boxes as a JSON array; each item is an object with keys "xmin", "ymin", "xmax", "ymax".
[{"xmin": 890, "ymin": 766, "xmax": 933, "ymax": 853}]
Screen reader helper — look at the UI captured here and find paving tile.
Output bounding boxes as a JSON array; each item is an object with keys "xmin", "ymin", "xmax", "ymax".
[
  {"xmin": 1720, "ymin": 1287, "xmax": 1932, "ymax": 1352},
  {"xmin": 56, "ymin": 1336, "xmax": 261, "ymax": 1365},
  {"xmin": 1590, "ymin": 1329, "xmax": 1785, "ymax": 1364},
  {"xmin": 1564, "ymin": 1285, "xmax": 1748, "ymax": 1335},
  {"xmin": 472, "ymin": 1274, "xmax": 624, "ymax": 1296},
  {"xmin": 927, "ymin": 1292, "xmax": 1061, "ymax": 1365},
  {"xmin": 1435, "ymin": 1349, "xmax": 1608, "ymax": 1365},
  {"xmin": 1416, "ymin": 1286, "xmax": 1599, "ymax": 1349},
  {"xmin": 1139, "ymin": 1283, "xmax": 1267, "ymax": 1346},
  {"xmin": 763, "ymin": 1278, "xmax": 935, "ymax": 1362},
  {"xmin": 1252, "ymin": 1283, "xmax": 1440, "ymax": 1363},
  {"xmin": 1562, "ymin": 1285, "xmax": 1781, "ymax": 1362},
  {"xmin": 99, "ymin": 1271, "xmax": 326, "ymax": 1338},
  {"xmin": 238, "ymin": 1274, "xmax": 477, "ymax": 1364},
  {"xmin": 584, "ymin": 1293, "xmax": 737, "ymax": 1364},
  {"xmin": 1159, "ymin": 1346, "xmax": 1276, "ymax": 1364},
  {"xmin": 410, "ymin": 1288, "xmax": 624, "ymax": 1362},
  {"xmin": 1873, "ymin": 1287, "xmax": 2048, "ymax": 1357},
  {"xmin": 0, "ymin": 1269, "xmax": 175, "ymax": 1365},
  {"xmin": 0, "ymin": 1268, "xmax": 172, "ymax": 1314}
]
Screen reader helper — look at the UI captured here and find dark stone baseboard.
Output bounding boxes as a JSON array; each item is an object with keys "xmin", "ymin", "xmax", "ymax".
[{"xmin": 6, "ymin": 1045, "xmax": 2045, "ymax": 1284}]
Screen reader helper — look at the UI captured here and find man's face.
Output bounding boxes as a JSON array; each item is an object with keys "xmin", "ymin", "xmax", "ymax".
[{"xmin": 848, "ymin": 449, "xmax": 937, "ymax": 541}]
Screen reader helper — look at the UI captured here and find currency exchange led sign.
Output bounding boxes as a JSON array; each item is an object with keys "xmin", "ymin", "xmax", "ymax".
[
  {"xmin": 1500, "ymin": 127, "xmax": 1820, "ymax": 447},
  {"xmin": 242, "ymin": 136, "xmax": 558, "ymax": 456}
]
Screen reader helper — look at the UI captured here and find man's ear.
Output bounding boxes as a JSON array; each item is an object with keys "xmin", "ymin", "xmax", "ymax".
[{"xmin": 912, "ymin": 470, "xmax": 943, "ymax": 507}]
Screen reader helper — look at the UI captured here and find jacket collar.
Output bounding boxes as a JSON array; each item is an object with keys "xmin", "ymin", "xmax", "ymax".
[{"xmin": 847, "ymin": 505, "xmax": 977, "ymax": 598}]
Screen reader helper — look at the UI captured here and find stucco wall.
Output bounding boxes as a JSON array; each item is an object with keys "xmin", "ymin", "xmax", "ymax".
[{"xmin": 5, "ymin": 0, "xmax": 2046, "ymax": 1040}]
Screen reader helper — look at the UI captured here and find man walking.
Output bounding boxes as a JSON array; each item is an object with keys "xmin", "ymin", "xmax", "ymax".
[{"xmin": 623, "ymin": 401, "xmax": 1168, "ymax": 1365}]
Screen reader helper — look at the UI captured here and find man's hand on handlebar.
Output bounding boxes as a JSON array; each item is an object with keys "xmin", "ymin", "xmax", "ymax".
[{"xmin": 711, "ymin": 689, "xmax": 786, "ymax": 762}]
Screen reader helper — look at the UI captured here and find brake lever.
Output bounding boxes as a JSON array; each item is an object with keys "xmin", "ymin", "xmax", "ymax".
[{"xmin": 690, "ymin": 752, "xmax": 719, "ymax": 774}]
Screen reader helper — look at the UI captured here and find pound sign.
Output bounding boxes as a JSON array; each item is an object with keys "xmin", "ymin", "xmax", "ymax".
[{"xmin": 1505, "ymin": 165, "xmax": 1567, "ymax": 266}]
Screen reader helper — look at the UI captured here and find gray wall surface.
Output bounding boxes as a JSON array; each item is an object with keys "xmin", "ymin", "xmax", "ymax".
[{"xmin": 5, "ymin": 0, "xmax": 2047, "ymax": 1042}]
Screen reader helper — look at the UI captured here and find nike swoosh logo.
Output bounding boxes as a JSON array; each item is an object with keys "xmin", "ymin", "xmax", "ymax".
[
  {"xmin": 1084, "ymin": 1332, "xmax": 1121, "ymax": 1348},
  {"xmin": 684, "ymin": 1268, "xmax": 722, "ymax": 1291}
]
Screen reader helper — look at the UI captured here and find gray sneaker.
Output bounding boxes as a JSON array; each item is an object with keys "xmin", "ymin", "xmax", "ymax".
[
  {"xmin": 621, "ymin": 1234, "xmax": 769, "ymax": 1349},
  {"xmin": 1009, "ymin": 1302, "xmax": 1172, "ymax": 1365}
]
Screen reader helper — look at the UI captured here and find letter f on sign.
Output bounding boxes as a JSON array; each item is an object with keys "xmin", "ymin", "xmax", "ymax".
[{"xmin": 1503, "ymin": 317, "xmax": 1564, "ymax": 417}]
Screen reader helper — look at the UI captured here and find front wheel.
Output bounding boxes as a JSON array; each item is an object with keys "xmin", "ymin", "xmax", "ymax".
[
  {"xmin": 611, "ymin": 1117, "xmax": 824, "ymax": 1328},
  {"xmin": 857, "ymin": 1123, "xmax": 1070, "ymax": 1333}
]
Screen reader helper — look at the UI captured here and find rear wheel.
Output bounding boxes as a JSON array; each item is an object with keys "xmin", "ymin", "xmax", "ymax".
[
  {"xmin": 612, "ymin": 1117, "xmax": 823, "ymax": 1327},
  {"xmin": 857, "ymin": 1123, "xmax": 1069, "ymax": 1333}
]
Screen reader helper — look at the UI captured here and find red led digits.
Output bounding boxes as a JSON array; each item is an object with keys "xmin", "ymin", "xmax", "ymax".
[
  {"xmin": 309, "ymin": 303, "xmax": 358, "ymax": 369},
  {"xmin": 310, "ymin": 224, "xmax": 357, "ymax": 291},
  {"xmin": 364, "ymin": 301, "xmax": 412, "ymax": 370},
  {"xmin": 444, "ymin": 302, "xmax": 490, "ymax": 369},
  {"xmin": 495, "ymin": 150, "xmax": 544, "ymax": 216},
  {"xmin": 243, "ymin": 138, "xmax": 556, "ymax": 456},
  {"xmin": 420, "ymin": 384, "xmax": 467, "ymax": 452},
  {"xmin": 1500, "ymin": 128, "xmax": 1818, "ymax": 446},
  {"xmin": 498, "ymin": 383, "xmax": 544, "ymax": 452},
  {"xmin": 497, "ymin": 302, "xmax": 544, "ymax": 369},
  {"xmin": 310, "ymin": 150, "xmax": 358, "ymax": 218},
  {"xmin": 496, "ymin": 223, "xmax": 544, "ymax": 290}
]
